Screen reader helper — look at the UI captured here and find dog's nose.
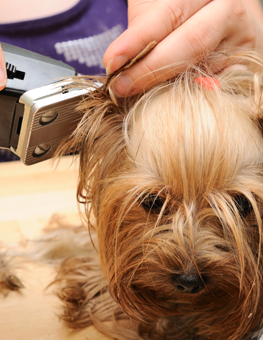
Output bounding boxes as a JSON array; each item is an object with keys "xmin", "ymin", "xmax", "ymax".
[{"xmin": 172, "ymin": 272, "xmax": 205, "ymax": 294}]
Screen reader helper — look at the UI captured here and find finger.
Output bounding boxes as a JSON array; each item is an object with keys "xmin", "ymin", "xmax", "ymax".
[
  {"xmin": 127, "ymin": 0, "xmax": 155, "ymax": 26},
  {"xmin": 112, "ymin": 0, "xmax": 248, "ymax": 96},
  {"xmin": 0, "ymin": 44, "xmax": 7, "ymax": 91},
  {"xmin": 212, "ymin": 2, "xmax": 255, "ymax": 59},
  {"xmin": 104, "ymin": 0, "xmax": 211, "ymax": 74}
]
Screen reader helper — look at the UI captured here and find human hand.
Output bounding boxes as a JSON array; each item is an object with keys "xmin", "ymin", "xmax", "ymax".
[
  {"xmin": 103, "ymin": 0, "xmax": 263, "ymax": 96},
  {"xmin": 0, "ymin": 44, "xmax": 7, "ymax": 91}
]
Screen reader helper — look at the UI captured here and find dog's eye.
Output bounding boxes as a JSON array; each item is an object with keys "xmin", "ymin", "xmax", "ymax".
[
  {"xmin": 140, "ymin": 193, "xmax": 164, "ymax": 213},
  {"xmin": 233, "ymin": 195, "xmax": 253, "ymax": 218}
]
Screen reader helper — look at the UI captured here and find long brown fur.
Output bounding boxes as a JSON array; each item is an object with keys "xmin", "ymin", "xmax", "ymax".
[{"xmin": 55, "ymin": 50, "xmax": 263, "ymax": 339}]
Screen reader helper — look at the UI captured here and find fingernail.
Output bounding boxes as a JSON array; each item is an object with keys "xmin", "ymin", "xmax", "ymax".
[
  {"xmin": 106, "ymin": 55, "xmax": 130, "ymax": 74},
  {"xmin": 112, "ymin": 75, "xmax": 135, "ymax": 97}
]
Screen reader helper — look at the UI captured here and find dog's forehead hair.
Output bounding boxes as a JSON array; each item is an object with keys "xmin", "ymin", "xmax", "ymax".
[{"xmin": 126, "ymin": 83, "xmax": 263, "ymax": 195}]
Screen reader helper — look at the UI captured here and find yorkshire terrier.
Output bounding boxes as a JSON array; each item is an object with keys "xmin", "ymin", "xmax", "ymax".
[{"xmin": 53, "ymin": 48, "xmax": 263, "ymax": 340}]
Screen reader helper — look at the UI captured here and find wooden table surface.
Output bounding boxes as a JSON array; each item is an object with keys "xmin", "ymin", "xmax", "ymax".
[{"xmin": 0, "ymin": 157, "xmax": 111, "ymax": 340}]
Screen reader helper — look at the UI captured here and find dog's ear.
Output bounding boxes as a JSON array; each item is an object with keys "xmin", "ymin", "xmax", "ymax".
[{"xmin": 55, "ymin": 41, "xmax": 157, "ymax": 159}]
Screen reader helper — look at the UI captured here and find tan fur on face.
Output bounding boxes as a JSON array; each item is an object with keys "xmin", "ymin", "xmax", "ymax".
[{"xmin": 56, "ymin": 52, "xmax": 263, "ymax": 340}]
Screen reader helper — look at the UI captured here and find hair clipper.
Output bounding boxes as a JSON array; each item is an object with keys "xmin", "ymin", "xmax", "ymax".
[{"xmin": 0, "ymin": 42, "xmax": 92, "ymax": 165}]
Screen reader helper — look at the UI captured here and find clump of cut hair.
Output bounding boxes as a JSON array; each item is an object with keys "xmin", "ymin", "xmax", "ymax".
[{"xmin": 0, "ymin": 253, "xmax": 24, "ymax": 295}]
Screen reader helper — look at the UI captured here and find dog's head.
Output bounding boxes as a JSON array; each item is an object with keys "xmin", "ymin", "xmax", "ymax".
[{"xmin": 58, "ymin": 52, "xmax": 263, "ymax": 339}]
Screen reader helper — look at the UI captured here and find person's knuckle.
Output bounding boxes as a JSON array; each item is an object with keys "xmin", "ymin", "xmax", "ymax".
[
  {"xmin": 230, "ymin": 0, "xmax": 247, "ymax": 21},
  {"xmin": 228, "ymin": 0, "xmax": 255, "ymax": 47},
  {"xmin": 164, "ymin": 0, "xmax": 185, "ymax": 31}
]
